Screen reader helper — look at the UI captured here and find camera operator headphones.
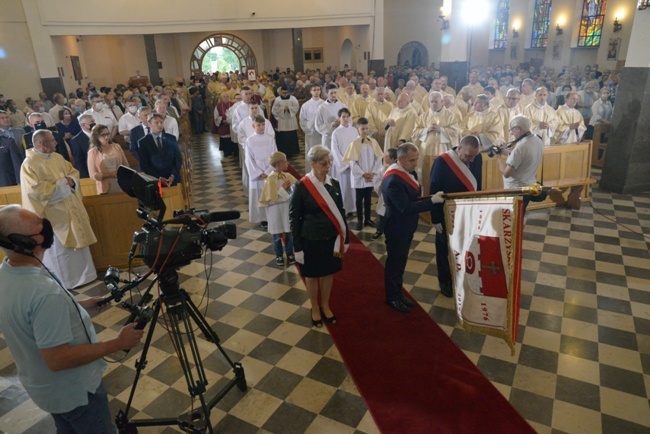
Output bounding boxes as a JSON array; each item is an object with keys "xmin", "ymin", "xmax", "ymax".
[{"xmin": 0, "ymin": 232, "xmax": 38, "ymax": 255}]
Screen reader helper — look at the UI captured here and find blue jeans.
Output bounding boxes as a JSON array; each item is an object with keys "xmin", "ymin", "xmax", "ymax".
[
  {"xmin": 51, "ymin": 382, "xmax": 116, "ymax": 434},
  {"xmin": 272, "ymin": 233, "xmax": 294, "ymax": 257}
]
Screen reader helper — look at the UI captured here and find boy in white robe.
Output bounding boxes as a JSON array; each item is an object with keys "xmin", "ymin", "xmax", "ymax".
[
  {"xmin": 330, "ymin": 107, "xmax": 358, "ymax": 217},
  {"xmin": 237, "ymin": 101, "xmax": 274, "ymax": 193},
  {"xmin": 245, "ymin": 115, "xmax": 277, "ymax": 227},
  {"xmin": 259, "ymin": 152, "xmax": 297, "ymax": 267},
  {"xmin": 343, "ymin": 117, "xmax": 383, "ymax": 231}
]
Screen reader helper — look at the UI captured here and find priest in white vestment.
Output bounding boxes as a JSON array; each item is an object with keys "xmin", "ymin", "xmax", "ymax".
[
  {"xmin": 364, "ymin": 87, "xmax": 393, "ymax": 147},
  {"xmin": 496, "ymin": 89, "xmax": 523, "ymax": 143},
  {"xmin": 384, "ymin": 93, "xmax": 418, "ymax": 151},
  {"xmin": 554, "ymin": 92, "xmax": 587, "ymax": 144},
  {"xmin": 413, "ymin": 92, "xmax": 462, "ymax": 188},
  {"xmin": 522, "ymin": 87, "xmax": 560, "ymax": 146},
  {"xmin": 20, "ymin": 129, "xmax": 97, "ymax": 289},
  {"xmin": 462, "ymin": 95, "xmax": 504, "ymax": 151}
]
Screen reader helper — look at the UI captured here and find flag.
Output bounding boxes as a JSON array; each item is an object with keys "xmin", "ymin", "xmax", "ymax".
[{"xmin": 445, "ymin": 196, "xmax": 524, "ymax": 353}]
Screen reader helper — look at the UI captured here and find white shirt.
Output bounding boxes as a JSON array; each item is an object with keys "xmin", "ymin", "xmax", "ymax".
[
  {"xmin": 118, "ymin": 112, "xmax": 140, "ymax": 134},
  {"xmin": 504, "ymin": 133, "xmax": 544, "ymax": 189},
  {"xmin": 350, "ymin": 140, "xmax": 381, "ymax": 188},
  {"xmin": 83, "ymin": 108, "xmax": 116, "ymax": 131},
  {"xmin": 162, "ymin": 116, "xmax": 179, "ymax": 140}
]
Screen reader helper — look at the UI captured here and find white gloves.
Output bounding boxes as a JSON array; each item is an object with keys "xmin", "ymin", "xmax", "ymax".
[
  {"xmin": 430, "ymin": 191, "xmax": 445, "ymax": 204},
  {"xmin": 294, "ymin": 251, "xmax": 305, "ymax": 264},
  {"xmin": 434, "ymin": 223, "xmax": 443, "ymax": 234}
]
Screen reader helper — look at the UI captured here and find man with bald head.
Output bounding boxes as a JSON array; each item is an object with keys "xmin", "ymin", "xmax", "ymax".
[
  {"xmin": 20, "ymin": 129, "xmax": 98, "ymax": 289},
  {"xmin": 522, "ymin": 87, "xmax": 560, "ymax": 146},
  {"xmin": 384, "ymin": 92, "xmax": 418, "ymax": 151},
  {"xmin": 0, "ymin": 205, "xmax": 142, "ymax": 433}
]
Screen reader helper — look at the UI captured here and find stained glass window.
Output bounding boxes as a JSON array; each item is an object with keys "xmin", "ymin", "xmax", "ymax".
[
  {"xmin": 531, "ymin": 0, "xmax": 552, "ymax": 48},
  {"xmin": 494, "ymin": 0, "xmax": 510, "ymax": 49},
  {"xmin": 578, "ymin": 0, "xmax": 607, "ymax": 47}
]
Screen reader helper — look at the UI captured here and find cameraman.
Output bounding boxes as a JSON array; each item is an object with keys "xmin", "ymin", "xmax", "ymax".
[
  {"xmin": 0, "ymin": 205, "xmax": 144, "ymax": 433},
  {"xmin": 496, "ymin": 115, "xmax": 544, "ymax": 212}
]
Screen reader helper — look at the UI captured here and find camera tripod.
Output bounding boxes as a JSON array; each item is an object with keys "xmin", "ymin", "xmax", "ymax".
[{"xmin": 114, "ymin": 269, "xmax": 247, "ymax": 434}]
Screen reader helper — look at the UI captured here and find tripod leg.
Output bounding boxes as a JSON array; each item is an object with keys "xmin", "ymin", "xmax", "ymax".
[{"xmin": 116, "ymin": 299, "xmax": 161, "ymax": 433}]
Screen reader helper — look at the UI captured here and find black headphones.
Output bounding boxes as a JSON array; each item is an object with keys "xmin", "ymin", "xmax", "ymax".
[{"xmin": 0, "ymin": 232, "xmax": 37, "ymax": 255}]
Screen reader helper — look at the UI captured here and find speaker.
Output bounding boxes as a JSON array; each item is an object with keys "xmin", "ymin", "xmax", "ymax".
[{"xmin": 0, "ymin": 232, "xmax": 37, "ymax": 254}]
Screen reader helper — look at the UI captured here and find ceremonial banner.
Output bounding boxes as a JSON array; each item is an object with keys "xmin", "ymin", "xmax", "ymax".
[{"xmin": 445, "ymin": 196, "xmax": 524, "ymax": 353}]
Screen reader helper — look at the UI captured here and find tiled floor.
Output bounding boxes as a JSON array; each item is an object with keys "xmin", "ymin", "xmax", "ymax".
[{"xmin": 1, "ymin": 133, "xmax": 649, "ymax": 433}]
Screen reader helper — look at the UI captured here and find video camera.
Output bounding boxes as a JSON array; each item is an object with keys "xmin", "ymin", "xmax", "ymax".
[
  {"xmin": 487, "ymin": 142, "xmax": 513, "ymax": 158},
  {"xmin": 108, "ymin": 166, "xmax": 240, "ymax": 296}
]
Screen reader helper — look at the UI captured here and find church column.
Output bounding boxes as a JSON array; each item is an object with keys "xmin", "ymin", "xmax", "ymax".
[
  {"xmin": 292, "ymin": 29, "xmax": 304, "ymax": 74},
  {"xmin": 598, "ymin": 10, "xmax": 650, "ymax": 193},
  {"xmin": 368, "ymin": 0, "xmax": 385, "ymax": 74},
  {"xmin": 21, "ymin": 0, "xmax": 64, "ymax": 96},
  {"xmin": 144, "ymin": 35, "xmax": 161, "ymax": 86}
]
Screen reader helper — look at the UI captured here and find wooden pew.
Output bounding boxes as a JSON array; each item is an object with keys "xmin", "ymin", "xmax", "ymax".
[
  {"xmin": 0, "ymin": 180, "xmax": 188, "ymax": 270},
  {"xmin": 591, "ymin": 124, "xmax": 610, "ymax": 168}
]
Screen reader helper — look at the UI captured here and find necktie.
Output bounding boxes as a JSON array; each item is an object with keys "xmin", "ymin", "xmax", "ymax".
[
  {"xmin": 146, "ymin": 126, "xmax": 150, "ymax": 135},
  {"xmin": 156, "ymin": 136, "xmax": 162, "ymax": 151}
]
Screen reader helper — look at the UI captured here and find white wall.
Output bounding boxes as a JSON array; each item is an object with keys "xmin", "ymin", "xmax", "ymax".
[{"xmin": 0, "ymin": 0, "xmax": 42, "ymax": 101}]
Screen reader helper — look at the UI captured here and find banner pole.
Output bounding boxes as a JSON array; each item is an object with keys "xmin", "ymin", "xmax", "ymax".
[{"xmin": 418, "ymin": 183, "xmax": 554, "ymax": 201}]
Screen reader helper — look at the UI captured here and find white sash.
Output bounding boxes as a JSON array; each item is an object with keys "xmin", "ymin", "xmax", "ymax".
[{"xmin": 445, "ymin": 150, "xmax": 477, "ymax": 191}]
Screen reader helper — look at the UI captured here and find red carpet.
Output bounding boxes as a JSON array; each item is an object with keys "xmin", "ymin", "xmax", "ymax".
[{"xmin": 324, "ymin": 233, "xmax": 535, "ymax": 434}]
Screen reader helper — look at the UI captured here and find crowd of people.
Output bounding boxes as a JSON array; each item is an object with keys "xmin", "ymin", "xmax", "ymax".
[{"xmin": 0, "ymin": 59, "xmax": 620, "ymax": 431}]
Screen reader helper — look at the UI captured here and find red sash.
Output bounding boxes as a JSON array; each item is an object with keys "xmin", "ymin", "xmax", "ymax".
[
  {"xmin": 440, "ymin": 152, "xmax": 476, "ymax": 192},
  {"xmin": 382, "ymin": 168, "xmax": 420, "ymax": 192},
  {"xmin": 301, "ymin": 176, "xmax": 346, "ymax": 256}
]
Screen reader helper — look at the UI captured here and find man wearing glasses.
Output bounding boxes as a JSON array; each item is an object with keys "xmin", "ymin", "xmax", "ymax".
[{"xmin": 496, "ymin": 88, "xmax": 523, "ymax": 144}]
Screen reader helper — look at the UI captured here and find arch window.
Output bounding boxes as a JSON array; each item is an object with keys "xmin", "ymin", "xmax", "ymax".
[{"xmin": 190, "ymin": 33, "xmax": 257, "ymax": 77}]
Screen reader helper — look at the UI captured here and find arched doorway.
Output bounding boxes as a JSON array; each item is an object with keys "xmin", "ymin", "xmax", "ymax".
[
  {"xmin": 340, "ymin": 39, "xmax": 353, "ymax": 70},
  {"xmin": 190, "ymin": 33, "xmax": 257, "ymax": 77},
  {"xmin": 397, "ymin": 41, "xmax": 428, "ymax": 67}
]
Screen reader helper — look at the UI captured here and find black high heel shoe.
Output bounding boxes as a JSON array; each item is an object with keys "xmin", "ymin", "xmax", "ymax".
[
  {"xmin": 311, "ymin": 312, "xmax": 323, "ymax": 328},
  {"xmin": 320, "ymin": 308, "xmax": 337, "ymax": 325}
]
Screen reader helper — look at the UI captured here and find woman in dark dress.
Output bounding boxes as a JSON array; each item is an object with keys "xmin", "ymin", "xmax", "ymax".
[{"xmin": 290, "ymin": 145, "xmax": 349, "ymax": 327}]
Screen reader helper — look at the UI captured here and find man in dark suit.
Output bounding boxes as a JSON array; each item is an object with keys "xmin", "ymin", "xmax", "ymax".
[
  {"xmin": 137, "ymin": 113, "xmax": 182, "ymax": 186},
  {"xmin": 429, "ymin": 135, "xmax": 482, "ymax": 297},
  {"xmin": 68, "ymin": 113, "xmax": 94, "ymax": 178},
  {"xmin": 129, "ymin": 106, "xmax": 151, "ymax": 169},
  {"xmin": 381, "ymin": 143, "xmax": 444, "ymax": 313},
  {"xmin": 0, "ymin": 110, "xmax": 25, "ymax": 186},
  {"xmin": 22, "ymin": 112, "xmax": 71, "ymax": 162}
]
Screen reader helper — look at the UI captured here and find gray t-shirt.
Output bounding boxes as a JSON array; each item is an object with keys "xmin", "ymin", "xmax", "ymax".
[
  {"xmin": 503, "ymin": 133, "xmax": 544, "ymax": 189},
  {"xmin": 0, "ymin": 259, "xmax": 105, "ymax": 414}
]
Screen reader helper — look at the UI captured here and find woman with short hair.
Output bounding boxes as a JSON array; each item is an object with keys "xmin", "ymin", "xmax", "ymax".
[{"xmin": 290, "ymin": 145, "xmax": 349, "ymax": 327}]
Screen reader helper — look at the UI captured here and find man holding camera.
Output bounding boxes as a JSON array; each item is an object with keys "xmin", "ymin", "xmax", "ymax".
[
  {"xmin": 496, "ymin": 115, "xmax": 544, "ymax": 212},
  {"xmin": 0, "ymin": 205, "xmax": 144, "ymax": 433}
]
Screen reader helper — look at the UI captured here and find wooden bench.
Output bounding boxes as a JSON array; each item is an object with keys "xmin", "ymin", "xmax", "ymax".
[
  {"xmin": 591, "ymin": 124, "xmax": 610, "ymax": 167},
  {"xmin": 543, "ymin": 177, "xmax": 597, "ymax": 210}
]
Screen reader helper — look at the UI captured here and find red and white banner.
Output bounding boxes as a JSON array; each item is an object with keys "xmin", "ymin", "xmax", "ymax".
[{"xmin": 445, "ymin": 196, "xmax": 524, "ymax": 353}]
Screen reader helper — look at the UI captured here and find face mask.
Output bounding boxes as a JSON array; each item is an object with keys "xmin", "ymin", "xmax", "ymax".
[
  {"xmin": 0, "ymin": 98, "xmax": 4, "ymax": 104},
  {"xmin": 12, "ymin": 105, "xmax": 17, "ymax": 110},
  {"xmin": 74, "ymin": 106, "xmax": 83, "ymax": 112},
  {"xmin": 63, "ymin": 98, "xmax": 68, "ymax": 105},
  {"xmin": 137, "ymin": 103, "xmax": 143, "ymax": 109},
  {"xmin": 37, "ymin": 107, "xmax": 45, "ymax": 113},
  {"xmin": 95, "ymin": 103, "xmax": 104, "ymax": 110},
  {"xmin": 39, "ymin": 218, "xmax": 55, "ymax": 249},
  {"xmin": 34, "ymin": 121, "xmax": 47, "ymax": 130},
  {"xmin": 177, "ymin": 82, "xmax": 184, "ymax": 86},
  {"xmin": 128, "ymin": 105, "xmax": 137, "ymax": 114},
  {"xmin": 135, "ymin": 93, "xmax": 141, "ymax": 97},
  {"xmin": 89, "ymin": 122, "xmax": 96, "ymax": 130}
]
